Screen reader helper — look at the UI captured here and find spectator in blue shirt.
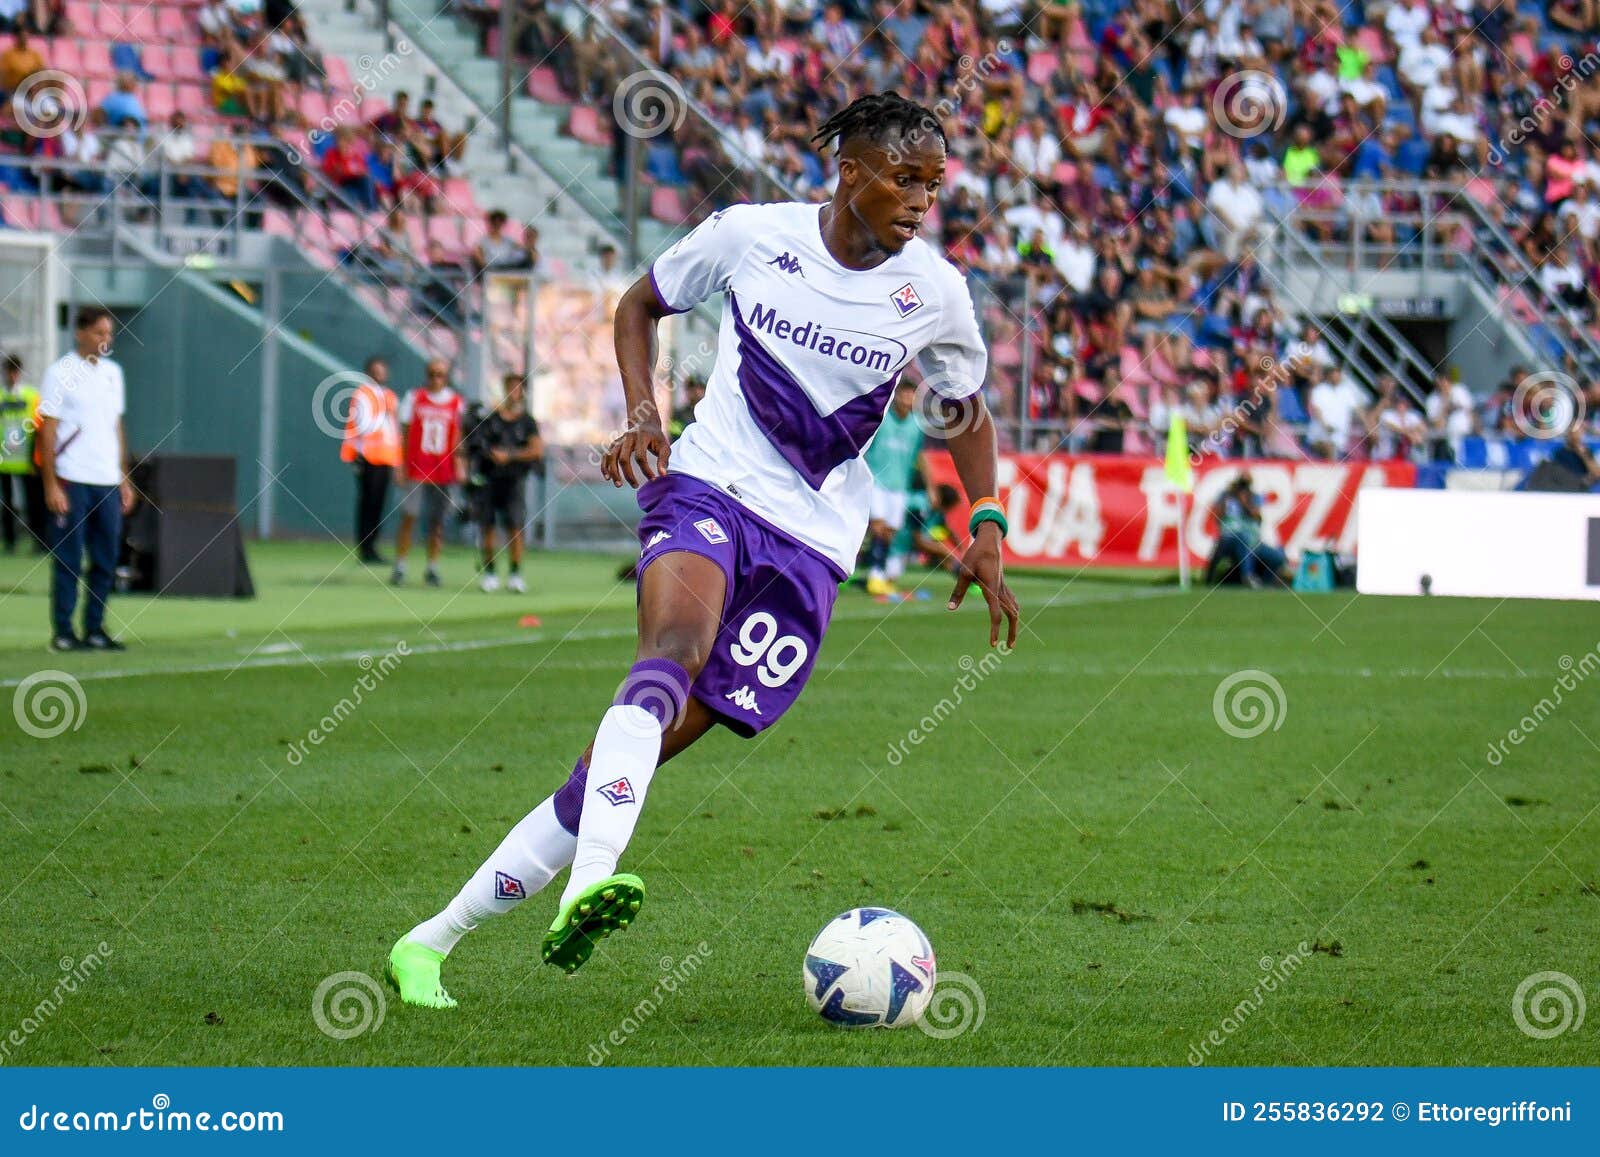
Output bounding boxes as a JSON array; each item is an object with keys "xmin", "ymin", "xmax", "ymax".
[{"xmin": 99, "ymin": 72, "xmax": 146, "ymax": 130}]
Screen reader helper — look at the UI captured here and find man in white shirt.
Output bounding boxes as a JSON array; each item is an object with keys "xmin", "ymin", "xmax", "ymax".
[
  {"xmin": 1307, "ymin": 364, "xmax": 1369, "ymax": 459},
  {"xmin": 1385, "ymin": 0, "xmax": 1432, "ymax": 52},
  {"xmin": 1206, "ymin": 160, "xmax": 1264, "ymax": 258},
  {"xmin": 38, "ymin": 306, "xmax": 134, "ymax": 651},
  {"xmin": 1011, "ymin": 115, "xmax": 1061, "ymax": 181}
]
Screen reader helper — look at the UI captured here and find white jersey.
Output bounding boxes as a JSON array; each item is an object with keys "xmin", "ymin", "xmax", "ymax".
[{"xmin": 649, "ymin": 201, "xmax": 986, "ymax": 573}]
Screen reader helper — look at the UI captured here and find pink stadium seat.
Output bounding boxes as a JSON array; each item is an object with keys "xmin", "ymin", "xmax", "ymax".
[
  {"xmin": 1027, "ymin": 52, "xmax": 1056, "ymax": 86},
  {"xmin": 86, "ymin": 78, "xmax": 113, "ymax": 107},
  {"xmin": 327, "ymin": 210, "xmax": 362, "ymax": 245},
  {"xmin": 1052, "ymin": 160, "xmax": 1078, "ymax": 185},
  {"xmin": 298, "ymin": 90, "xmax": 330, "ymax": 125},
  {"xmin": 459, "ymin": 215, "xmax": 487, "ymax": 253},
  {"xmin": 405, "ymin": 216, "xmax": 427, "ymax": 254},
  {"xmin": 157, "ymin": 8, "xmax": 189, "ymax": 40},
  {"xmin": 426, "ymin": 214, "xmax": 461, "ymax": 248},
  {"xmin": 568, "ymin": 104, "xmax": 609, "ymax": 146},
  {"xmin": 945, "ymin": 156, "xmax": 964, "ymax": 181},
  {"xmin": 262, "ymin": 210, "xmax": 295, "ymax": 238},
  {"xmin": 170, "ymin": 47, "xmax": 205, "ymax": 81},
  {"xmin": 323, "ymin": 57, "xmax": 352, "ymax": 90},
  {"xmin": 145, "ymin": 84, "xmax": 177, "ymax": 120},
  {"xmin": 526, "ymin": 67, "xmax": 566, "ymax": 105},
  {"xmin": 5, "ymin": 198, "xmax": 42, "ymax": 231},
  {"xmin": 649, "ymin": 185, "xmax": 691, "ymax": 225},
  {"xmin": 107, "ymin": 8, "xmax": 161, "ymax": 41},
  {"xmin": 62, "ymin": 2, "xmax": 95, "ymax": 35},
  {"xmin": 1122, "ymin": 385, "xmax": 1150, "ymax": 420},
  {"xmin": 174, "ymin": 82, "xmax": 210, "ymax": 114},
  {"xmin": 82, "ymin": 42, "xmax": 117, "ymax": 78},
  {"xmin": 140, "ymin": 46, "xmax": 172, "ymax": 78},
  {"xmin": 440, "ymin": 178, "xmax": 475, "ymax": 212},
  {"xmin": 47, "ymin": 40, "xmax": 80, "ymax": 74},
  {"xmin": 1065, "ymin": 18, "xmax": 1092, "ymax": 50}
]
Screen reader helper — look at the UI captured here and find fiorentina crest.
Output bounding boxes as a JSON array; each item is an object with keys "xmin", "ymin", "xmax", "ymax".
[
  {"xmin": 596, "ymin": 777, "xmax": 636, "ymax": 806},
  {"xmin": 494, "ymin": 871, "xmax": 525, "ymax": 900},
  {"xmin": 890, "ymin": 283, "xmax": 923, "ymax": 317}
]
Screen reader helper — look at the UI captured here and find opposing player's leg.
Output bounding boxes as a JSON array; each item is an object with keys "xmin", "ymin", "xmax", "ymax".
[{"xmin": 542, "ymin": 550, "xmax": 726, "ymax": 972}]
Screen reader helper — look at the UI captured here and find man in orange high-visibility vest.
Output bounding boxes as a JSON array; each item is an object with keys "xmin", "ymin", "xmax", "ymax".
[{"xmin": 340, "ymin": 357, "xmax": 402, "ymax": 564}]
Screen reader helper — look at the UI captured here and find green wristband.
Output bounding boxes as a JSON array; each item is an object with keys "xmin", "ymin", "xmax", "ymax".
[{"xmin": 968, "ymin": 506, "xmax": 1008, "ymax": 539}]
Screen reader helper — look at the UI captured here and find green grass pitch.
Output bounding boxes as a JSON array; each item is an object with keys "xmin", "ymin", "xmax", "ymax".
[{"xmin": 1, "ymin": 542, "xmax": 1596, "ymax": 1066}]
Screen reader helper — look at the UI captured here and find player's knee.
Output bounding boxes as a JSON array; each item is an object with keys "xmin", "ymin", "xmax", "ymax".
[{"xmin": 639, "ymin": 630, "xmax": 709, "ymax": 679}]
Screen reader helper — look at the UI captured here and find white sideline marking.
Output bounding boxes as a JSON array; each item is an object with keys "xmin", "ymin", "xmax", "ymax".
[{"xmin": 0, "ymin": 586, "xmax": 1177, "ymax": 688}]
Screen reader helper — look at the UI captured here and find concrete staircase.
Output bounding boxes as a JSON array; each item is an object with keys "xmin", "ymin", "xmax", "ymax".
[{"xmin": 298, "ymin": 0, "xmax": 677, "ymax": 272}]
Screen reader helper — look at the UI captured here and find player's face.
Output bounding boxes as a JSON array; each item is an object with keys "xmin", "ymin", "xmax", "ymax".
[
  {"xmin": 891, "ymin": 384, "xmax": 916, "ymax": 418},
  {"xmin": 845, "ymin": 138, "xmax": 945, "ymax": 255}
]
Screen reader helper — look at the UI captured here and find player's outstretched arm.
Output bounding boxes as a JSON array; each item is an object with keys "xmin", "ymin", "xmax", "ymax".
[
  {"xmin": 941, "ymin": 394, "xmax": 1021, "ymax": 648},
  {"xmin": 603, "ymin": 276, "xmax": 675, "ymax": 488}
]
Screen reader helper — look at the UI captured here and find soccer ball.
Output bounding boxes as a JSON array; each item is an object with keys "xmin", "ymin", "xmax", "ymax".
[{"xmin": 803, "ymin": 907, "xmax": 935, "ymax": 1028}]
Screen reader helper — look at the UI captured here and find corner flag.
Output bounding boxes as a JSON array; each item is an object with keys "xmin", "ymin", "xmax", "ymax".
[{"xmin": 1165, "ymin": 413, "xmax": 1193, "ymax": 493}]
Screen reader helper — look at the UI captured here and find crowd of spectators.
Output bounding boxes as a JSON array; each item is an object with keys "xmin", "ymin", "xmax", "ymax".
[{"xmin": 487, "ymin": 0, "xmax": 1600, "ymax": 456}]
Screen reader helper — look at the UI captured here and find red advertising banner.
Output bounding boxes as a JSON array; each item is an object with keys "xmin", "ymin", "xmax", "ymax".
[{"xmin": 924, "ymin": 453, "xmax": 1417, "ymax": 569}]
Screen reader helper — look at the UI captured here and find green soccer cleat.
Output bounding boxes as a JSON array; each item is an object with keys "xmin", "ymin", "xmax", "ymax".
[
  {"xmin": 541, "ymin": 874, "xmax": 646, "ymax": 974},
  {"xmin": 385, "ymin": 936, "xmax": 458, "ymax": 1009}
]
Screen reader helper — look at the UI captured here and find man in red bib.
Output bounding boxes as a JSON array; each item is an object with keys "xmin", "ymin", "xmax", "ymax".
[{"xmin": 392, "ymin": 359, "xmax": 466, "ymax": 587}]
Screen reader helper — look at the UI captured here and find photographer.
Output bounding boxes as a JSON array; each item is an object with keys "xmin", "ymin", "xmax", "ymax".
[{"xmin": 1209, "ymin": 472, "xmax": 1289, "ymax": 589}]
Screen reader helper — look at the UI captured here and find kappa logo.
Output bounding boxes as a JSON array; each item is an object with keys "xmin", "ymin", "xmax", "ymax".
[
  {"xmin": 695, "ymin": 517, "xmax": 729, "ymax": 545},
  {"xmin": 646, "ymin": 530, "xmax": 672, "ymax": 549},
  {"xmin": 766, "ymin": 252, "xmax": 806, "ymax": 277},
  {"xmin": 596, "ymin": 777, "xmax": 636, "ymax": 806},
  {"xmin": 494, "ymin": 871, "xmax": 525, "ymax": 901},
  {"xmin": 724, "ymin": 685, "xmax": 762, "ymax": 714},
  {"xmin": 891, "ymin": 283, "xmax": 923, "ymax": 317}
]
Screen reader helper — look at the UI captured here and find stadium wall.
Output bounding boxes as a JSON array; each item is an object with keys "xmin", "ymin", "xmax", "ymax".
[{"xmin": 114, "ymin": 271, "xmax": 371, "ymax": 539}]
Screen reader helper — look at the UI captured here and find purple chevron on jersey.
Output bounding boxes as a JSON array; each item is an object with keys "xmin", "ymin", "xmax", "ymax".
[{"xmin": 729, "ymin": 295, "xmax": 901, "ymax": 489}]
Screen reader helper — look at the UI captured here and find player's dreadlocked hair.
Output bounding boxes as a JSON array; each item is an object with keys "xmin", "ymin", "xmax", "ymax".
[{"xmin": 810, "ymin": 92, "xmax": 945, "ymax": 157}]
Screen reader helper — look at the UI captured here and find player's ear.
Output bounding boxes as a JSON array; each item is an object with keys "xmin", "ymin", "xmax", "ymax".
[{"xmin": 836, "ymin": 155, "xmax": 858, "ymax": 190}]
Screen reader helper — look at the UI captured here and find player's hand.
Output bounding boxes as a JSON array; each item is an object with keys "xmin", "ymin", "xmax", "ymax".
[
  {"xmin": 602, "ymin": 419, "xmax": 670, "ymax": 488},
  {"xmin": 119, "ymin": 479, "xmax": 136, "ymax": 514},
  {"xmin": 948, "ymin": 522, "xmax": 1020, "ymax": 649},
  {"xmin": 45, "ymin": 480, "xmax": 68, "ymax": 516}
]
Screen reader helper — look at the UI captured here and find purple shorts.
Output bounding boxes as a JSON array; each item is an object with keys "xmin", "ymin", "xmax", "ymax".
[{"xmin": 636, "ymin": 473, "xmax": 845, "ymax": 736}]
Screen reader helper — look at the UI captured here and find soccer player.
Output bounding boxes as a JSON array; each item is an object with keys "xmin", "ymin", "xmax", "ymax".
[
  {"xmin": 862, "ymin": 378, "xmax": 925, "ymax": 597},
  {"xmin": 387, "ymin": 93, "xmax": 1020, "ymax": 1007},
  {"xmin": 391, "ymin": 359, "xmax": 466, "ymax": 587},
  {"xmin": 476, "ymin": 373, "xmax": 543, "ymax": 593}
]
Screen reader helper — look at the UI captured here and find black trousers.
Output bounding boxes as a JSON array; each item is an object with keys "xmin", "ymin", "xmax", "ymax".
[
  {"xmin": 354, "ymin": 458, "xmax": 391, "ymax": 559},
  {"xmin": 0, "ymin": 471, "xmax": 46, "ymax": 552}
]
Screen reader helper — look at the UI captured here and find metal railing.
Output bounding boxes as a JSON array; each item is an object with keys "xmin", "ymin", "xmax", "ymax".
[
  {"xmin": 1270, "ymin": 178, "xmax": 1600, "ymax": 378},
  {"xmin": 1259, "ymin": 201, "xmax": 1440, "ymax": 405},
  {"xmin": 2, "ymin": 144, "xmax": 474, "ymax": 360}
]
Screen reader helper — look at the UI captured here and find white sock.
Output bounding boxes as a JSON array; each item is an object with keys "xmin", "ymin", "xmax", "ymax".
[
  {"xmin": 869, "ymin": 566, "xmax": 886, "ymax": 582},
  {"xmin": 886, "ymin": 553, "xmax": 906, "ymax": 580},
  {"xmin": 408, "ymin": 797, "xmax": 575, "ymax": 955},
  {"xmin": 559, "ymin": 704, "xmax": 661, "ymax": 907}
]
